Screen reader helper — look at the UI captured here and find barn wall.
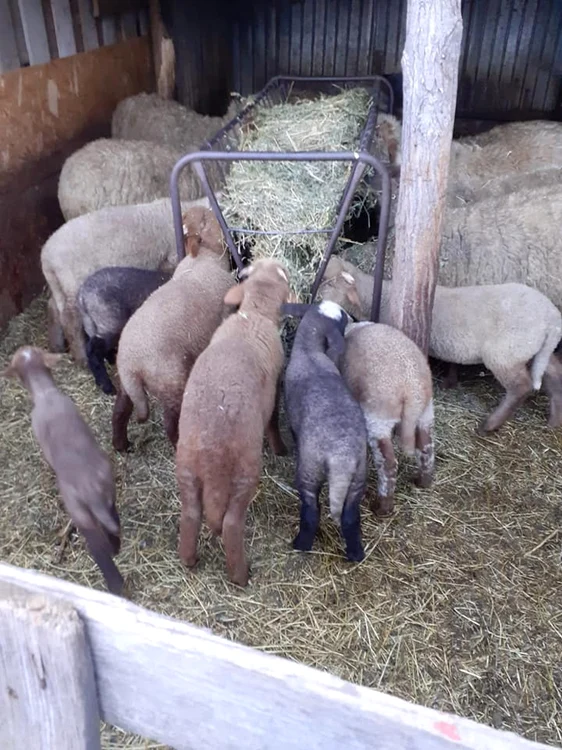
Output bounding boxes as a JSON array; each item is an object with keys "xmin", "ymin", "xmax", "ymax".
[
  {"xmin": 0, "ymin": 37, "xmax": 154, "ymax": 331},
  {"xmin": 230, "ymin": 0, "xmax": 562, "ymax": 120}
]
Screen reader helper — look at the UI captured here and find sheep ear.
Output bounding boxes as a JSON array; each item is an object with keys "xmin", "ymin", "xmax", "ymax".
[
  {"xmin": 346, "ymin": 285, "xmax": 362, "ymax": 310},
  {"xmin": 42, "ymin": 352, "xmax": 64, "ymax": 369},
  {"xmin": 185, "ymin": 234, "xmax": 200, "ymax": 258},
  {"xmin": 224, "ymin": 283, "xmax": 245, "ymax": 307}
]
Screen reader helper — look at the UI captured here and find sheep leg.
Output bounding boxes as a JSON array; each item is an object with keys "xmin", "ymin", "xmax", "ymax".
[
  {"xmin": 441, "ymin": 362, "xmax": 459, "ymax": 390},
  {"xmin": 478, "ymin": 364, "xmax": 533, "ymax": 434},
  {"xmin": 222, "ymin": 483, "xmax": 254, "ymax": 587},
  {"xmin": 112, "ymin": 388, "xmax": 134, "ymax": 452},
  {"xmin": 61, "ymin": 303, "xmax": 88, "ymax": 366},
  {"xmin": 163, "ymin": 406, "xmax": 181, "ymax": 447},
  {"xmin": 414, "ymin": 425, "xmax": 435, "ymax": 489},
  {"xmin": 543, "ymin": 354, "xmax": 562, "ymax": 428},
  {"xmin": 370, "ymin": 436, "xmax": 397, "ymax": 516},
  {"xmin": 340, "ymin": 474, "xmax": 366, "ymax": 563},
  {"xmin": 266, "ymin": 382, "xmax": 287, "ymax": 456},
  {"xmin": 293, "ymin": 464, "xmax": 322, "ymax": 552},
  {"xmin": 86, "ymin": 336, "xmax": 116, "ymax": 395},
  {"xmin": 81, "ymin": 528, "xmax": 124, "ymax": 596},
  {"xmin": 177, "ymin": 468, "xmax": 202, "ymax": 568},
  {"xmin": 47, "ymin": 296, "xmax": 67, "ymax": 353}
]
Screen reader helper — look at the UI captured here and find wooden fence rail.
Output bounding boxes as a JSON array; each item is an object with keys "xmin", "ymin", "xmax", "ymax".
[{"xmin": 0, "ymin": 562, "xmax": 557, "ymax": 750}]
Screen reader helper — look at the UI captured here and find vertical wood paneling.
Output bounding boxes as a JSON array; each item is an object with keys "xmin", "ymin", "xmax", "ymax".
[
  {"xmin": 50, "ymin": 0, "xmax": 77, "ymax": 57},
  {"xmin": 17, "ymin": 0, "xmax": 50, "ymax": 65},
  {"xmin": 232, "ymin": 0, "xmax": 561, "ymax": 118},
  {"xmin": 77, "ymin": 0, "xmax": 99, "ymax": 50},
  {"xmin": 0, "ymin": 0, "xmax": 20, "ymax": 72}
]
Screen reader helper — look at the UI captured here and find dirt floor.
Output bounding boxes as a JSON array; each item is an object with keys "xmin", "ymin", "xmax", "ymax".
[{"xmin": 1, "ymin": 292, "xmax": 562, "ymax": 749}]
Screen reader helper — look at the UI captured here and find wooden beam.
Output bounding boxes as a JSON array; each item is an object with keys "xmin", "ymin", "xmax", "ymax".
[
  {"xmin": 0, "ymin": 0, "xmax": 20, "ymax": 72},
  {"xmin": 93, "ymin": 0, "xmax": 148, "ymax": 17},
  {"xmin": 77, "ymin": 0, "xmax": 99, "ymax": 51},
  {"xmin": 149, "ymin": 0, "xmax": 174, "ymax": 98},
  {"xmin": 17, "ymin": 0, "xmax": 50, "ymax": 66},
  {"xmin": 50, "ymin": 0, "xmax": 77, "ymax": 58},
  {"xmin": 0, "ymin": 563, "xmax": 553, "ymax": 750},
  {"xmin": 388, "ymin": 0, "xmax": 463, "ymax": 354},
  {"xmin": 0, "ymin": 579, "xmax": 101, "ymax": 749}
]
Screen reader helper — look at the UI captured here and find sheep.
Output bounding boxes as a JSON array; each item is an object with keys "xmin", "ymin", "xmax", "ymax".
[
  {"xmin": 176, "ymin": 258, "xmax": 292, "ymax": 587},
  {"xmin": 342, "ymin": 322, "xmax": 435, "ymax": 516},
  {"xmin": 112, "ymin": 206, "xmax": 234, "ymax": 452},
  {"xmin": 41, "ymin": 195, "xmax": 215, "ymax": 367},
  {"xmin": 283, "ymin": 301, "xmax": 368, "ymax": 560},
  {"xmin": 111, "ymin": 92, "xmax": 239, "ymax": 152},
  {"xmin": 321, "ymin": 257, "xmax": 562, "ymax": 432},
  {"xmin": 2, "ymin": 346, "xmax": 124, "ymax": 595},
  {"xmin": 77, "ymin": 267, "xmax": 173, "ymax": 395},
  {"xmin": 376, "ymin": 118, "xmax": 562, "ymax": 205},
  {"xmin": 438, "ymin": 182, "xmax": 562, "ymax": 308},
  {"xmin": 58, "ymin": 138, "xmax": 224, "ymax": 221}
]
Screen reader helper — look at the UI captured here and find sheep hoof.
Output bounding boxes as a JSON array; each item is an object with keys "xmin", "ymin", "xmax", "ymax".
[
  {"xmin": 180, "ymin": 554, "xmax": 199, "ymax": 569},
  {"xmin": 113, "ymin": 438, "xmax": 131, "ymax": 453},
  {"xmin": 229, "ymin": 567, "xmax": 250, "ymax": 588},
  {"xmin": 371, "ymin": 499, "xmax": 394, "ymax": 517},
  {"xmin": 414, "ymin": 473, "xmax": 433, "ymax": 489},
  {"xmin": 475, "ymin": 420, "xmax": 491, "ymax": 436},
  {"xmin": 547, "ymin": 415, "xmax": 562, "ymax": 429},
  {"xmin": 292, "ymin": 533, "xmax": 313, "ymax": 552},
  {"xmin": 345, "ymin": 545, "xmax": 365, "ymax": 563},
  {"xmin": 101, "ymin": 382, "xmax": 116, "ymax": 396}
]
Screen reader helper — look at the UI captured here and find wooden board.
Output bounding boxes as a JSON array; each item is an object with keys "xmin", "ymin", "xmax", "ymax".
[
  {"xmin": 77, "ymin": 0, "xmax": 100, "ymax": 51},
  {"xmin": 0, "ymin": 580, "xmax": 101, "ymax": 749},
  {"xmin": 50, "ymin": 0, "xmax": 77, "ymax": 58},
  {"xmin": 93, "ymin": 0, "xmax": 148, "ymax": 18},
  {"xmin": 0, "ymin": 563, "xmax": 554, "ymax": 750},
  {"xmin": 17, "ymin": 0, "xmax": 50, "ymax": 65},
  {"xmin": 0, "ymin": 0, "xmax": 20, "ymax": 72}
]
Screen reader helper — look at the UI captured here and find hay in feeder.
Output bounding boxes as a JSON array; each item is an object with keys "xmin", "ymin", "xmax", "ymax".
[
  {"xmin": 2, "ymin": 294, "xmax": 562, "ymax": 748},
  {"xmin": 220, "ymin": 87, "xmax": 378, "ymax": 299}
]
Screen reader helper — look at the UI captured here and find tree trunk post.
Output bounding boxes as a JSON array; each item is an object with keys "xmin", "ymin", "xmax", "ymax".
[{"xmin": 388, "ymin": 0, "xmax": 463, "ymax": 354}]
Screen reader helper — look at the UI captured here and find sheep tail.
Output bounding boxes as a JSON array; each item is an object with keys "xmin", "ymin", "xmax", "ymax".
[
  {"xmin": 119, "ymin": 369, "xmax": 149, "ymax": 422},
  {"xmin": 398, "ymin": 397, "xmax": 417, "ymax": 456},
  {"xmin": 202, "ymin": 472, "xmax": 233, "ymax": 536},
  {"xmin": 327, "ymin": 458, "xmax": 357, "ymax": 525},
  {"xmin": 531, "ymin": 323, "xmax": 562, "ymax": 391}
]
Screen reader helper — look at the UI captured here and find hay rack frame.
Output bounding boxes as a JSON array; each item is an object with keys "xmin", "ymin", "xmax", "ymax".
[{"xmin": 170, "ymin": 75, "xmax": 394, "ymax": 322}]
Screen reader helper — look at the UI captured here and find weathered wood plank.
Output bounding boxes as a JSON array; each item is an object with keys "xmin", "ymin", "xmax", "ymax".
[
  {"xmin": 0, "ymin": 0, "xmax": 20, "ymax": 72},
  {"xmin": 0, "ymin": 579, "xmax": 101, "ymax": 749},
  {"xmin": 0, "ymin": 562, "xmax": 553, "ymax": 750},
  {"xmin": 50, "ymin": 0, "xmax": 77, "ymax": 58},
  {"xmin": 149, "ymin": 0, "xmax": 174, "ymax": 99},
  {"xmin": 388, "ymin": 0, "xmax": 463, "ymax": 354},
  {"xmin": 120, "ymin": 10, "xmax": 138, "ymax": 39},
  {"xmin": 17, "ymin": 0, "xmax": 50, "ymax": 65},
  {"xmin": 77, "ymin": 0, "xmax": 99, "ymax": 51},
  {"xmin": 101, "ymin": 14, "xmax": 117, "ymax": 45},
  {"xmin": 93, "ymin": 0, "xmax": 148, "ymax": 17},
  {"xmin": 137, "ymin": 7, "xmax": 148, "ymax": 35}
]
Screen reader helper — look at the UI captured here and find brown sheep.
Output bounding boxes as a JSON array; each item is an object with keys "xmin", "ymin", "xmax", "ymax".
[
  {"xmin": 176, "ymin": 259, "xmax": 292, "ymax": 587},
  {"xmin": 112, "ymin": 207, "xmax": 234, "ymax": 451}
]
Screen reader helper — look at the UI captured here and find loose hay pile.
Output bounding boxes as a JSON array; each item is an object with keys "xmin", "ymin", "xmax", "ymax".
[
  {"xmin": 2, "ymin": 294, "xmax": 562, "ymax": 749},
  {"xmin": 220, "ymin": 87, "xmax": 378, "ymax": 299}
]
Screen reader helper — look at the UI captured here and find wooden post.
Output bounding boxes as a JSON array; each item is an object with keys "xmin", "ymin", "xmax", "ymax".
[
  {"xmin": 0, "ymin": 581, "xmax": 101, "ymax": 750},
  {"xmin": 149, "ymin": 0, "xmax": 175, "ymax": 99},
  {"xmin": 388, "ymin": 0, "xmax": 463, "ymax": 354}
]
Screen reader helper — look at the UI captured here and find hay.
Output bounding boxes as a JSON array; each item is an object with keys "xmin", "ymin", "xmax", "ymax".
[
  {"xmin": 2, "ymin": 293, "xmax": 562, "ymax": 749},
  {"xmin": 220, "ymin": 87, "xmax": 377, "ymax": 299}
]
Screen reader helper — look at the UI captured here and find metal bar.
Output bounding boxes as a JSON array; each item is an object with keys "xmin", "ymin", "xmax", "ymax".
[{"xmin": 170, "ymin": 150, "xmax": 391, "ymax": 323}]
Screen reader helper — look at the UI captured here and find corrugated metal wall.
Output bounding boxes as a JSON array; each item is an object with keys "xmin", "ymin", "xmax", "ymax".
[{"xmin": 232, "ymin": 0, "xmax": 562, "ymax": 119}]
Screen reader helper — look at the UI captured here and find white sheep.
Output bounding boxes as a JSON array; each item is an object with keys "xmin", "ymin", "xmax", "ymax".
[
  {"xmin": 57, "ymin": 139, "xmax": 223, "ymax": 221},
  {"xmin": 342, "ymin": 322, "xmax": 434, "ymax": 515},
  {"xmin": 41, "ymin": 195, "xmax": 214, "ymax": 366},
  {"xmin": 111, "ymin": 92, "xmax": 239, "ymax": 152},
  {"xmin": 321, "ymin": 257, "xmax": 562, "ymax": 432}
]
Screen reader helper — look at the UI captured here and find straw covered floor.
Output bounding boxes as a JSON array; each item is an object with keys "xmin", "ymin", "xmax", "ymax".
[
  {"xmin": 1, "ymin": 292, "xmax": 562, "ymax": 749},
  {"xmin": 220, "ymin": 87, "xmax": 379, "ymax": 299}
]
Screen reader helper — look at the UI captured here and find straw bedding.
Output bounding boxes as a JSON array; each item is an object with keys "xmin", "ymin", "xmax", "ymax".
[
  {"xmin": 220, "ymin": 87, "xmax": 379, "ymax": 299},
  {"xmin": 1, "ymin": 290, "xmax": 562, "ymax": 749}
]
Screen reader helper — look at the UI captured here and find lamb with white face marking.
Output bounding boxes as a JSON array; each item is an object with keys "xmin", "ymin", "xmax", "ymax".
[{"xmin": 283, "ymin": 301, "xmax": 368, "ymax": 562}]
